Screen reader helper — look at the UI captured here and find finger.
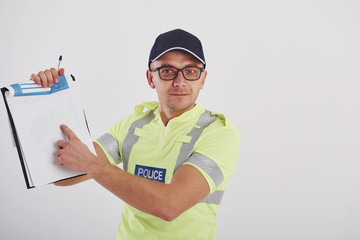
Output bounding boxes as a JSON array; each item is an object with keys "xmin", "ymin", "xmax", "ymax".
[
  {"xmin": 38, "ymin": 71, "xmax": 48, "ymax": 88},
  {"xmin": 44, "ymin": 69, "xmax": 54, "ymax": 87},
  {"xmin": 60, "ymin": 124, "xmax": 77, "ymax": 140},
  {"xmin": 31, "ymin": 73, "xmax": 41, "ymax": 86},
  {"xmin": 55, "ymin": 149, "xmax": 62, "ymax": 157},
  {"xmin": 58, "ymin": 68, "xmax": 65, "ymax": 76},
  {"xmin": 56, "ymin": 140, "xmax": 67, "ymax": 149},
  {"xmin": 50, "ymin": 68, "xmax": 59, "ymax": 84},
  {"xmin": 56, "ymin": 156, "xmax": 65, "ymax": 166}
]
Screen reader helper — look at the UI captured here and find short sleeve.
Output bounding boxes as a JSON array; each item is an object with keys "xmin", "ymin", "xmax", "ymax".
[
  {"xmin": 94, "ymin": 116, "xmax": 131, "ymax": 165},
  {"xmin": 183, "ymin": 118, "xmax": 241, "ymax": 193}
]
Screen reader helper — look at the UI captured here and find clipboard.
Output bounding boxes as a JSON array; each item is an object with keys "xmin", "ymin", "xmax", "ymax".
[{"xmin": 1, "ymin": 75, "xmax": 95, "ymax": 188}]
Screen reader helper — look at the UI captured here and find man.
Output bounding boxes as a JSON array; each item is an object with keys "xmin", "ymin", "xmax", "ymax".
[{"xmin": 31, "ymin": 29, "xmax": 240, "ymax": 240}]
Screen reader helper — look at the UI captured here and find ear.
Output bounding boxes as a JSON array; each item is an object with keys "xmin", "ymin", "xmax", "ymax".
[
  {"xmin": 200, "ymin": 70, "xmax": 207, "ymax": 90},
  {"xmin": 146, "ymin": 69, "xmax": 156, "ymax": 89}
]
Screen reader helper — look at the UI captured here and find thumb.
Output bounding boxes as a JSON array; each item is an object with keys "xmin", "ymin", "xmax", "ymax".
[
  {"xmin": 58, "ymin": 68, "xmax": 65, "ymax": 76},
  {"xmin": 60, "ymin": 124, "xmax": 77, "ymax": 140}
]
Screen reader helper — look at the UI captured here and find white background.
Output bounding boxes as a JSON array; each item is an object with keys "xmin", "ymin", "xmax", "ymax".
[{"xmin": 0, "ymin": 0, "xmax": 359, "ymax": 239}]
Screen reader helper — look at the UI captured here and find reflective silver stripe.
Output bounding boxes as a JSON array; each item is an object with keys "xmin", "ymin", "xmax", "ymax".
[
  {"xmin": 122, "ymin": 111, "xmax": 156, "ymax": 171},
  {"xmin": 201, "ymin": 190, "xmax": 224, "ymax": 204},
  {"xmin": 97, "ymin": 133, "xmax": 121, "ymax": 164},
  {"xmin": 187, "ymin": 153, "xmax": 224, "ymax": 187},
  {"xmin": 173, "ymin": 110, "xmax": 217, "ymax": 173}
]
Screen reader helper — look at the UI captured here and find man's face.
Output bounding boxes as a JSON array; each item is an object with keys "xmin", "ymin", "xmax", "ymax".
[{"xmin": 147, "ymin": 51, "xmax": 207, "ymax": 116}]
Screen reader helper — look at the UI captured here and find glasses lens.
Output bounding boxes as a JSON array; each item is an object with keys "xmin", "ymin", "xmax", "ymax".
[
  {"xmin": 183, "ymin": 67, "xmax": 201, "ymax": 80},
  {"xmin": 159, "ymin": 67, "xmax": 177, "ymax": 80}
]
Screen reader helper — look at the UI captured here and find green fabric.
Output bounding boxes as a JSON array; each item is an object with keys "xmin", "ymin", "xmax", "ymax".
[{"xmin": 96, "ymin": 102, "xmax": 240, "ymax": 240}]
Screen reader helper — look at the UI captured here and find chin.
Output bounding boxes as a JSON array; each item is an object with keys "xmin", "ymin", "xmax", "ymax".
[{"xmin": 169, "ymin": 101, "xmax": 194, "ymax": 113}]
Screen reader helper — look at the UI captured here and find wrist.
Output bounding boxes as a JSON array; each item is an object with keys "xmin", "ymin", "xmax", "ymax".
[{"xmin": 87, "ymin": 155, "xmax": 108, "ymax": 178}]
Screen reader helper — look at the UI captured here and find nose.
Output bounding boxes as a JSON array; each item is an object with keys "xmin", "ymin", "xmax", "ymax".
[{"xmin": 173, "ymin": 70, "xmax": 187, "ymax": 87}]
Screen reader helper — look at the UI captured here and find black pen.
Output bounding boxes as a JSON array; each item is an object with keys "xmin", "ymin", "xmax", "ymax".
[{"xmin": 57, "ymin": 55, "xmax": 62, "ymax": 71}]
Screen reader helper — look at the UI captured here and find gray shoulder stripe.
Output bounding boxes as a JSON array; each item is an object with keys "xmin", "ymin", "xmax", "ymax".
[
  {"xmin": 201, "ymin": 190, "xmax": 224, "ymax": 205},
  {"xmin": 122, "ymin": 111, "xmax": 156, "ymax": 171},
  {"xmin": 187, "ymin": 153, "xmax": 224, "ymax": 187},
  {"xmin": 97, "ymin": 133, "xmax": 121, "ymax": 164},
  {"xmin": 173, "ymin": 110, "xmax": 217, "ymax": 173}
]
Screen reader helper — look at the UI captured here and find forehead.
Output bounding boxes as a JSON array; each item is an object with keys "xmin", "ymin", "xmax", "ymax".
[{"xmin": 152, "ymin": 51, "xmax": 203, "ymax": 68}]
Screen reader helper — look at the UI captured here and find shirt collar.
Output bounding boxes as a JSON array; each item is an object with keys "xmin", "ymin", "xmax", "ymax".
[{"xmin": 154, "ymin": 102, "xmax": 205, "ymax": 123}]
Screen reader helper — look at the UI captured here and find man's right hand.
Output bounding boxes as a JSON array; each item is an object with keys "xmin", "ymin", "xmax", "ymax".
[{"xmin": 30, "ymin": 68, "xmax": 65, "ymax": 88}]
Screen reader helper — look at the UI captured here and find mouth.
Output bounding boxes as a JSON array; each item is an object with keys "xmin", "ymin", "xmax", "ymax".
[{"xmin": 170, "ymin": 93, "xmax": 189, "ymax": 97}]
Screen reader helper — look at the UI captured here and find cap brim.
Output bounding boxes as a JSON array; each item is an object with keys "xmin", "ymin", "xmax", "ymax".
[{"xmin": 151, "ymin": 47, "xmax": 206, "ymax": 66}]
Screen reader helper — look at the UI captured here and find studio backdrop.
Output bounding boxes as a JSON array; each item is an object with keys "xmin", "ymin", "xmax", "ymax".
[{"xmin": 0, "ymin": 1, "xmax": 359, "ymax": 239}]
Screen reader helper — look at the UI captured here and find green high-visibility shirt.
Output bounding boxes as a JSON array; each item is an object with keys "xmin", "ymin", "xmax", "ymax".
[{"xmin": 95, "ymin": 102, "xmax": 241, "ymax": 240}]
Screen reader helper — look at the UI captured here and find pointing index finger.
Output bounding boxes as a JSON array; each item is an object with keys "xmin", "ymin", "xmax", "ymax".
[{"xmin": 60, "ymin": 124, "xmax": 77, "ymax": 140}]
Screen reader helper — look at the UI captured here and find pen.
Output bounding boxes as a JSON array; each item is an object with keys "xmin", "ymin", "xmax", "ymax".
[{"xmin": 57, "ymin": 55, "xmax": 62, "ymax": 71}]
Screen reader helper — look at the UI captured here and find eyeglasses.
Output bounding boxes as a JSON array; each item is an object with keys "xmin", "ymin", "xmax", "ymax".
[{"xmin": 151, "ymin": 66, "xmax": 204, "ymax": 81}]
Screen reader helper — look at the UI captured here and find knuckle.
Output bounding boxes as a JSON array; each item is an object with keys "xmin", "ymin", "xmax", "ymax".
[
  {"xmin": 56, "ymin": 156, "xmax": 63, "ymax": 164},
  {"xmin": 59, "ymin": 155, "xmax": 67, "ymax": 162}
]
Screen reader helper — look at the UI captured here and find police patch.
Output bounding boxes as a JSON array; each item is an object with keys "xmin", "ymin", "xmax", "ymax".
[{"xmin": 134, "ymin": 165, "xmax": 166, "ymax": 183}]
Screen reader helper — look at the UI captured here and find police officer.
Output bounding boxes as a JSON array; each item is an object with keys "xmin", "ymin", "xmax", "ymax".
[{"xmin": 30, "ymin": 29, "xmax": 241, "ymax": 240}]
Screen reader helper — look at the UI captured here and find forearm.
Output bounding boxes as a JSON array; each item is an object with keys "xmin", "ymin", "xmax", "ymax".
[
  {"xmin": 87, "ymin": 160, "xmax": 178, "ymax": 221},
  {"xmin": 54, "ymin": 132, "xmax": 209, "ymax": 221}
]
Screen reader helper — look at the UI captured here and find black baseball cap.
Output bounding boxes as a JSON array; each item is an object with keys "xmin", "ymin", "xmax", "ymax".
[{"xmin": 148, "ymin": 29, "xmax": 206, "ymax": 69}]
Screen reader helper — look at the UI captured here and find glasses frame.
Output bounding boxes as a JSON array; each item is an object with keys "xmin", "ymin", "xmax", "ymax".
[{"xmin": 151, "ymin": 66, "xmax": 204, "ymax": 81}]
